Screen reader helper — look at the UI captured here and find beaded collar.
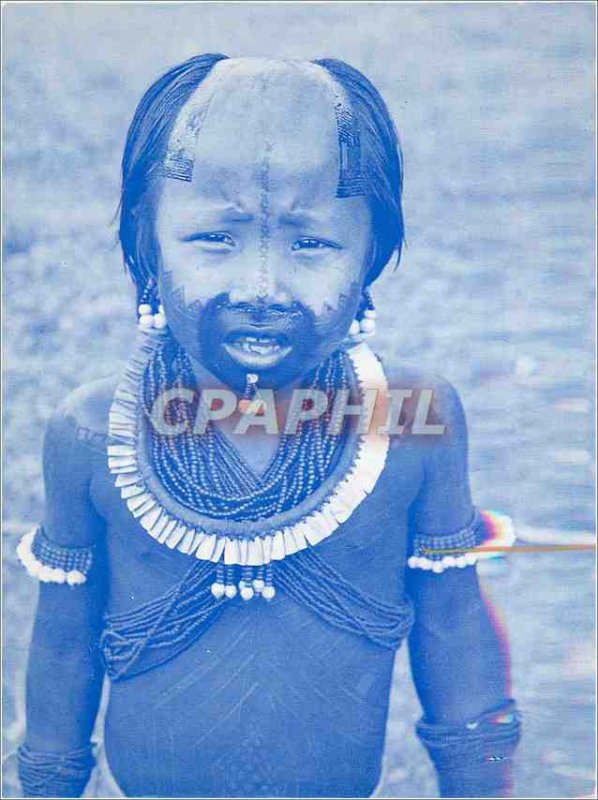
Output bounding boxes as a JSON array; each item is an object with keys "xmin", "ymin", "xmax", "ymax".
[
  {"xmin": 108, "ymin": 328, "xmax": 390, "ymax": 568},
  {"xmin": 141, "ymin": 338, "xmax": 352, "ymax": 523}
]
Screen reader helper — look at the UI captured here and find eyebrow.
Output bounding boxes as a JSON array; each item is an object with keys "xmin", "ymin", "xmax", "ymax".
[
  {"xmin": 176, "ymin": 201, "xmax": 326, "ymax": 230},
  {"xmin": 215, "ymin": 205, "xmax": 254, "ymax": 223},
  {"xmin": 177, "ymin": 203, "xmax": 255, "ymax": 226},
  {"xmin": 278, "ymin": 208, "xmax": 322, "ymax": 228}
]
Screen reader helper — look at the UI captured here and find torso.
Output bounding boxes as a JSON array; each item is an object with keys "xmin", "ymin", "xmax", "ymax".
[{"xmin": 73, "ymin": 360, "xmax": 434, "ymax": 798}]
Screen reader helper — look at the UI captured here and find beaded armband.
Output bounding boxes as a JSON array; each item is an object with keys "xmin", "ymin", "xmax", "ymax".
[
  {"xmin": 16, "ymin": 526, "xmax": 94, "ymax": 586},
  {"xmin": 408, "ymin": 508, "xmax": 515, "ymax": 573}
]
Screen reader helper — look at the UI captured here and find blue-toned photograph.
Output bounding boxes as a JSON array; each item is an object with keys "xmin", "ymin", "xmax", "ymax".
[{"xmin": 2, "ymin": 3, "xmax": 595, "ymax": 798}]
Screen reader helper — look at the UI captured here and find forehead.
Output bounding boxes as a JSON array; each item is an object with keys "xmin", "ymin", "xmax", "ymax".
[{"xmin": 163, "ymin": 58, "xmax": 356, "ymax": 206}]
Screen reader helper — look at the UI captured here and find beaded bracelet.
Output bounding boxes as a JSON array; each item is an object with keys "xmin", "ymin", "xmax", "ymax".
[
  {"xmin": 16, "ymin": 526, "xmax": 95, "ymax": 585},
  {"xmin": 416, "ymin": 700, "xmax": 521, "ymax": 795},
  {"xmin": 17, "ymin": 742, "xmax": 95, "ymax": 798}
]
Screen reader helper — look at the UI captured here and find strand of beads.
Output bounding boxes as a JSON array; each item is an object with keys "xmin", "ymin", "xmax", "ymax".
[
  {"xmin": 239, "ymin": 565, "xmax": 255, "ymax": 600},
  {"xmin": 224, "ymin": 565, "xmax": 238, "ymax": 599},
  {"xmin": 360, "ymin": 288, "xmax": 377, "ymax": 335},
  {"xmin": 210, "ymin": 562, "xmax": 226, "ymax": 600},
  {"xmin": 262, "ymin": 564, "xmax": 276, "ymax": 601},
  {"xmin": 210, "ymin": 563, "xmax": 276, "ymax": 603},
  {"xmin": 138, "ymin": 278, "xmax": 167, "ymax": 330},
  {"xmin": 349, "ymin": 288, "xmax": 377, "ymax": 338},
  {"xmin": 252, "ymin": 565, "xmax": 266, "ymax": 595},
  {"xmin": 238, "ymin": 373, "xmax": 266, "ymax": 415},
  {"xmin": 142, "ymin": 335, "xmax": 351, "ymax": 521}
]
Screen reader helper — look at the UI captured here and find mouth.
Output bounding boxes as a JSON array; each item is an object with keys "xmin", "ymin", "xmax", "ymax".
[{"xmin": 222, "ymin": 331, "xmax": 293, "ymax": 370}]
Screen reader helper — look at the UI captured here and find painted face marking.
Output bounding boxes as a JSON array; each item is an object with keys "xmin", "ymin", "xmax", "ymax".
[
  {"xmin": 162, "ymin": 105, "xmax": 206, "ymax": 182},
  {"xmin": 156, "ymin": 59, "xmax": 372, "ymax": 390},
  {"xmin": 161, "ymin": 64, "xmax": 231, "ymax": 182},
  {"xmin": 160, "ymin": 270, "xmax": 204, "ymax": 341},
  {"xmin": 313, "ymin": 280, "xmax": 361, "ymax": 335},
  {"xmin": 161, "ymin": 61, "xmax": 365, "ymax": 198},
  {"xmin": 315, "ymin": 70, "xmax": 365, "ymax": 198},
  {"xmin": 334, "ymin": 103, "xmax": 365, "ymax": 198},
  {"xmin": 257, "ymin": 142, "xmax": 274, "ymax": 300}
]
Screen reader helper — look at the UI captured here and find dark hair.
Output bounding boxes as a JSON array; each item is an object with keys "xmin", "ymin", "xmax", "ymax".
[
  {"xmin": 119, "ymin": 53, "xmax": 230, "ymax": 296},
  {"xmin": 313, "ymin": 58, "xmax": 404, "ymax": 285},
  {"xmin": 119, "ymin": 54, "xmax": 404, "ymax": 296}
]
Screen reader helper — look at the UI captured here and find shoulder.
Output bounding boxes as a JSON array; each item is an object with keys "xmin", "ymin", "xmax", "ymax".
[
  {"xmin": 42, "ymin": 378, "xmax": 118, "ymax": 545},
  {"xmin": 379, "ymin": 355, "xmax": 468, "ymax": 438},
  {"xmin": 44, "ymin": 376, "xmax": 118, "ymax": 467},
  {"xmin": 378, "ymin": 361, "xmax": 475, "ymax": 535},
  {"xmin": 55, "ymin": 376, "xmax": 119, "ymax": 434},
  {"xmin": 49, "ymin": 376, "xmax": 119, "ymax": 442}
]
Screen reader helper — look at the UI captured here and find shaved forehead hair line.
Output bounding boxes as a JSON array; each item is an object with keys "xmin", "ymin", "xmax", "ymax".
[
  {"xmin": 119, "ymin": 54, "xmax": 404, "ymax": 298},
  {"xmin": 119, "ymin": 52, "xmax": 230, "ymax": 298},
  {"xmin": 313, "ymin": 58, "xmax": 405, "ymax": 285},
  {"xmin": 162, "ymin": 58, "xmax": 366, "ymax": 199}
]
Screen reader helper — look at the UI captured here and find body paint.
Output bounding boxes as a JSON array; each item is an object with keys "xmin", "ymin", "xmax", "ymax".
[
  {"xmin": 335, "ymin": 103, "xmax": 365, "ymax": 198},
  {"xmin": 257, "ymin": 142, "xmax": 274, "ymax": 300},
  {"xmin": 155, "ymin": 59, "xmax": 373, "ymax": 390},
  {"xmin": 160, "ymin": 269, "xmax": 205, "ymax": 349},
  {"xmin": 161, "ymin": 59, "xmax": 366, "ymax": 199}
]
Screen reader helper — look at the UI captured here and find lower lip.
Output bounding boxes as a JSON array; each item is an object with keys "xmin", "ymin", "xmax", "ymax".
[{"xmin": 223, "ymin": 339, "xmax": 293, "ymax": 370}]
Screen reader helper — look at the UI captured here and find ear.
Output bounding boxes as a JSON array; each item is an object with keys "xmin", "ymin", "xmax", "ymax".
[
  {"xmin": 363, "ymin": 235, "xmax": 379, "ymax": 287},
  {"xmin": 367, "ymin": 245, "xmax": 401, "ymax": 288},
  {"xmin": 133, "ymin": 208, "xmax": 161, "ymax": 300}
]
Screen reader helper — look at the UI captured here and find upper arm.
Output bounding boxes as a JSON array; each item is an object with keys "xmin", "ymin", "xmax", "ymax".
[
  {"xmin": 20, "ymin": 386, "xmax": 114, "ymax": 751},
  {"xmin": 405, "ymin": 376, "xmax": 514, "ymax": 580},
  {"xmin": 42, "ymin": 396, "xmax": 106, "ymax": 549},
  {"xmin": 409, "ymin": 377, "xmax": 474, "ymax": 538},
  {"xmin": 405, "ymin": 378, "xmax": 478, "ymax": 610},
  {"xmin": 20, "ymin": 383, "xmax": 113, "ymax": 643}
]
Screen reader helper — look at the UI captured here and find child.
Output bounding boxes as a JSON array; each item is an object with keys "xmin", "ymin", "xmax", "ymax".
[{"xmin": 16, "ymin": 55, "xmax": 520, "ymax": 798}]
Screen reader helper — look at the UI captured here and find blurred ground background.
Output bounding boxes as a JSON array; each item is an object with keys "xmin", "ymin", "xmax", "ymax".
[{"xmin": 2, "ymin": 3, "xmax": 596, "ymax": 797}]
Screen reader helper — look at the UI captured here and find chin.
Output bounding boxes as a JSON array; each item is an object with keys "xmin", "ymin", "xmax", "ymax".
[
  {"xmin": 204, "ymin": 346, "xmax": 309, "ymax": 391},
  {"xmin": 173, "ymin": 318, "xmax": 345, "ymax": 391},
  {"xmin": 204, "ymin": 334, "xmax": 347, "ymax": 391}
]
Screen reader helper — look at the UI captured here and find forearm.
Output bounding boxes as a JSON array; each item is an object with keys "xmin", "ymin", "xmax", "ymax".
[
  {"xmin": 407, "ymin": 567, "xmax": 520, "ymax": 797},
  {"xmin": 25, "ymin": 625, "xmax": 104, "ymax": 752},
  {"xmin": 24, "ymin": 582, "xmax": 105, "ymax": 752},
  {"xmin": 408, "ymin": 567, "xmax": 508, "ymax": 723},
  {"xmin": 19, "ymin": 585, "xmax": 105, "ymax": 798}
]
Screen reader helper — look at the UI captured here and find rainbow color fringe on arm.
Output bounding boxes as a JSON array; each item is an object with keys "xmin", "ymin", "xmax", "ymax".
[{"xmin": 407, "ymin": 508, "xmax": 515, "ymax": 573}]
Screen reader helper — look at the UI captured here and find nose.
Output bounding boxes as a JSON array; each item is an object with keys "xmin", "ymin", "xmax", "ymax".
[
  {"xmin": 229, "ymin": 270, "xmax": 292, "ymax": 308},
  {"xmin": 229, "ymin": 287, "xmax": 293, "ymax": 307}
]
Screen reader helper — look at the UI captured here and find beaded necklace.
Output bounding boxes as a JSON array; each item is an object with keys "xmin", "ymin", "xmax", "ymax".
[
  {"xmin": 141, "ymin": 336, "xmax": 350, "ymax": 522},
  {"xmin": 108, "ymin": 327, "xmax": 390, "ymax": 602}
]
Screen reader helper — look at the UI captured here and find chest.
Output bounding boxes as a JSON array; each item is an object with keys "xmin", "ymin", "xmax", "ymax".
[{"xmin": 90, "ymin": 436, "xmax": 424, "ymax": 612}]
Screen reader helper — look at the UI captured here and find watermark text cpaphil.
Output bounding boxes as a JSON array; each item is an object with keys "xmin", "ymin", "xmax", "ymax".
[{"xmin": 148, "ymin": 387, "xmax": 447, "ymax": 437}]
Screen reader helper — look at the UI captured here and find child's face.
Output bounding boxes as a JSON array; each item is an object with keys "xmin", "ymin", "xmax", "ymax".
[{"xmin": 155, "ymin": 60, "xmax": 372, "ymax": 390}]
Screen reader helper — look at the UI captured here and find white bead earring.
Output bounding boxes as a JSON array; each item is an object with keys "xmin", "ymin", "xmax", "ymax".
[
  {"xmin": 349, "ymin": 288, "xmax": 377, "ymax": 340},
  {"xmin": 138, "ymin": 278, "xmax": 167, "ymax": 331}
]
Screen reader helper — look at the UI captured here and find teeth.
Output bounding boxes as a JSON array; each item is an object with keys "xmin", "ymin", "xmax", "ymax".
[
  {"xmin": 231, "ymin": 336, "xmax": 285, "ymax": 356},
  {"xmin": 238, "ymin": 341, "xmax": 281, "ymax": 355},
  {"xmin": 240, "ymin": 336, "xmax": 278, "ymax": 345}
]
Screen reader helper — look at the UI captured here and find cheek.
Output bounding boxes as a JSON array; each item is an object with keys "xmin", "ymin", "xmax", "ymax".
[
  {"xmin": 156, "ymin": 200, "xmax": 229, "ymax": 307},
  {"xmin": 158, "ymin": 269, "xmax": 205, "ymax": 344},
  {"xmin": 313, "ymin": 278, "xmax": 362, "ymax": 337},
  {"xmin": 289, "ymin": 255, "xmax": 365, "ymax": 321},
  {"xmin": 158, "ymin": 248, "xmax": 228, "ymax": 307}
]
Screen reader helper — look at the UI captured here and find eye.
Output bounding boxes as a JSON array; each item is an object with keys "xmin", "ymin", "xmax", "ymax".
[
  {"xmin": 182, "ymin": 232, "xmax": 236, "ymax": 248},
  {"xmin": 291, "ymin": 237, "xmax": 341, "ymax": 252}
]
